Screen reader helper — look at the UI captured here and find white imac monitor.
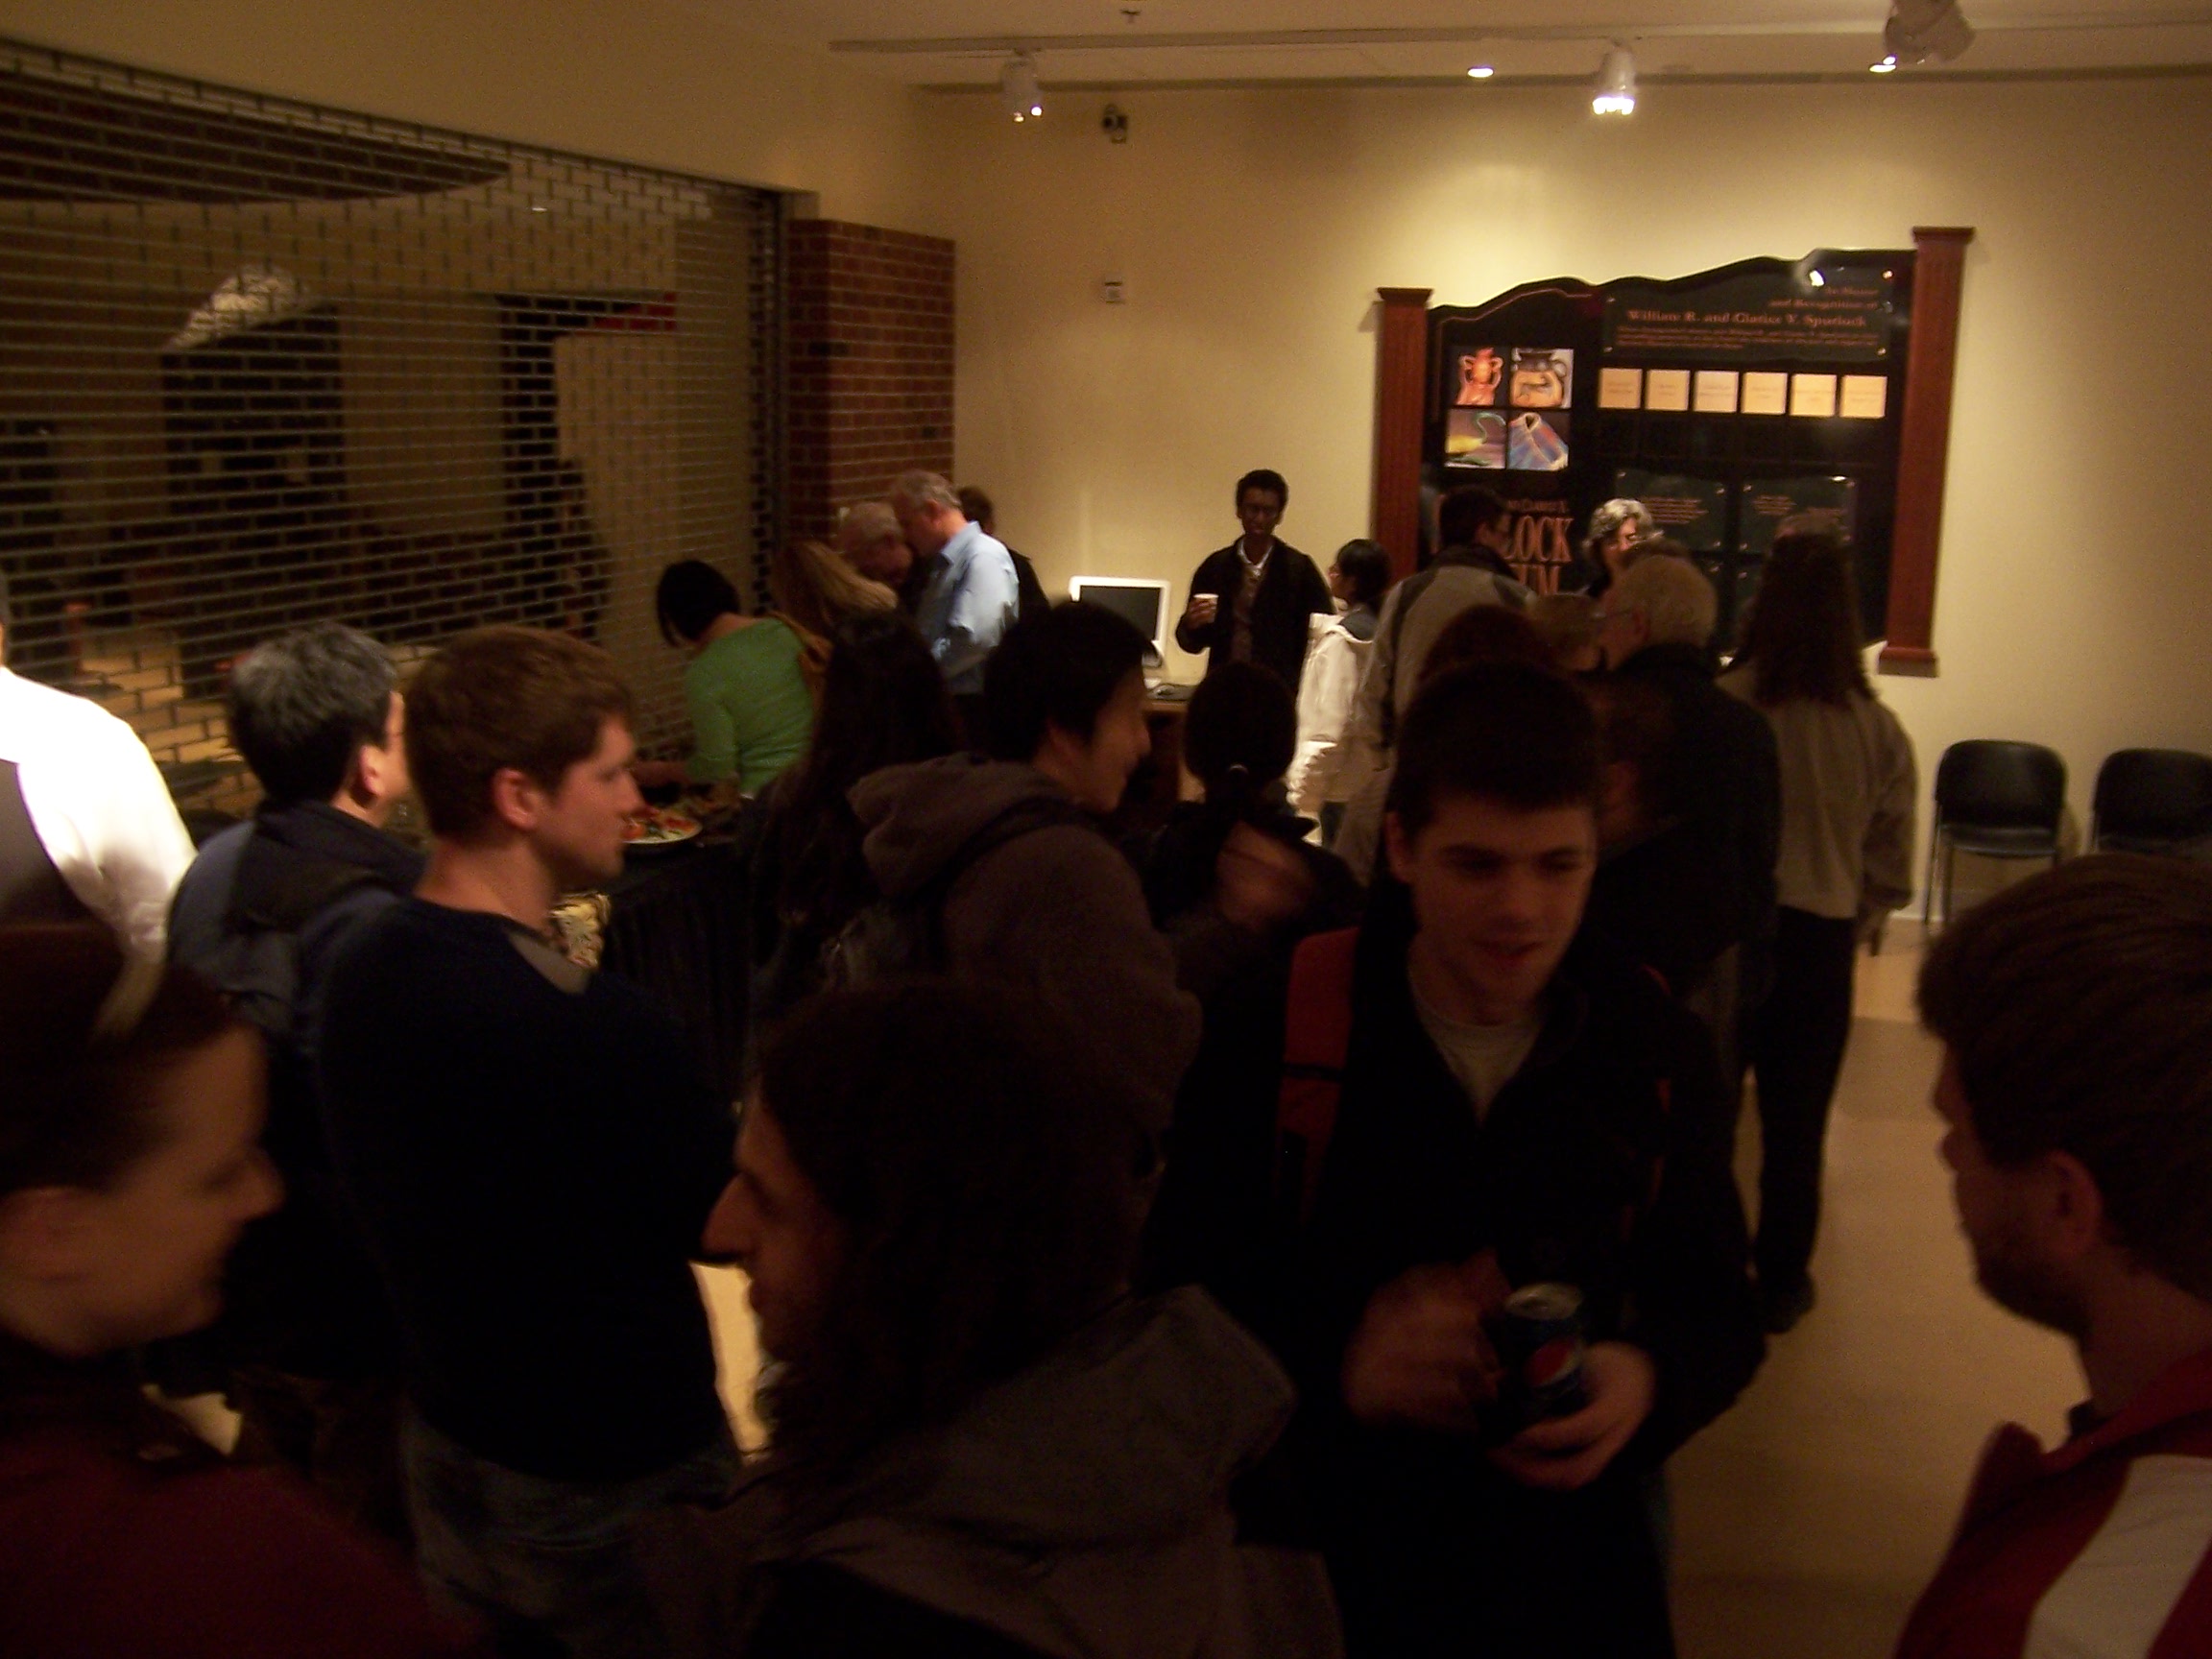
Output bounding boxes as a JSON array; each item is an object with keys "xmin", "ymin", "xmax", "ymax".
[{"xmin": 1069, "ymin": 576, "xmax": 1170, "ymax": 669}]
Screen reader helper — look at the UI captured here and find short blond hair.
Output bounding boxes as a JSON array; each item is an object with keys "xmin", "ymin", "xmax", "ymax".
[{"xmin": 1608, "ymin": 551, "xmax": 1717, "ymax": 650}]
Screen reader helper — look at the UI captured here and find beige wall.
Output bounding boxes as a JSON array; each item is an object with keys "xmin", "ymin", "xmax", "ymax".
[
  {"xmin": 934, "ymin": 75, "xmax": 2212, "ymax": 867},
  {"xmin": 0, "ymin": 0, "xmax": 933, "ymax": 233}
]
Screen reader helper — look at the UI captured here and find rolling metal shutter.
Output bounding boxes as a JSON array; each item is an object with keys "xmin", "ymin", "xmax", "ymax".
[{"xmin": 0, "ymin": 40, "xmax": 784, "ymax": 820}]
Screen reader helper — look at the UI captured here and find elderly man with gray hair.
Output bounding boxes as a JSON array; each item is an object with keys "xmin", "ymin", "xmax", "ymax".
[
  {"xmin": 890, "ymin": 469, "xmax": 1021, "ymax": 712},
  {"xmin": 1596, "ymin": 549, "xmax": 1780, "ymax": 1086},
  {"xmin": 836, "ymin": 499, "xmax": 913, "ymax": 592}
]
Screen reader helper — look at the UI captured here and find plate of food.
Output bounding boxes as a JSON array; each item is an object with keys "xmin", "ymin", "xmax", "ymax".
[{"xmin": 624, "ymin": 804, "xmax": 701, "ymax": 850}]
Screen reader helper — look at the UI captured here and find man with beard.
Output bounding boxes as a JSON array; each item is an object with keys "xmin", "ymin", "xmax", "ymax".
[{"xmin": 1899, "ymin": 854, "xmax": 2212, "ymax": 1659}]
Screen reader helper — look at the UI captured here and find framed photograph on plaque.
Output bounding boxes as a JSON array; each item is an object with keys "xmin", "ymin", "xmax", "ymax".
[
  {"xmin": 1453, "ymin": 347, "xmax": 1505, "ymax": 407},
  {"xmin": 1445, "ymin": 408, "xmax": 1508, "ymax": 469}
]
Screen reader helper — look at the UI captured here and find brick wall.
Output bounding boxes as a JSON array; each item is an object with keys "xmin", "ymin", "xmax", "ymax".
[{"xmin": 784, "ymin": 219, "xmax": 955, "ymax": 541}]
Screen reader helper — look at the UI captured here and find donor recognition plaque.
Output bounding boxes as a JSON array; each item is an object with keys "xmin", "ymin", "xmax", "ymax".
[{"xmin": 1425, "ymin": 249, "xmax": 1914, "ymax": 643}]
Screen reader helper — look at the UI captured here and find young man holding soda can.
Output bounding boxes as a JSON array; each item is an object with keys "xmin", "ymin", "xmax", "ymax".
[{"xmin": 1277, "ymin": 662, "xmax": 1764, "ymax": 1658}]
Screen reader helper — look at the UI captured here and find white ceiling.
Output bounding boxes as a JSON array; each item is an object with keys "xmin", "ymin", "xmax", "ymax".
[{"xmin": 706, "ymin": 2, "xmax": 2212, "ymax": 85}]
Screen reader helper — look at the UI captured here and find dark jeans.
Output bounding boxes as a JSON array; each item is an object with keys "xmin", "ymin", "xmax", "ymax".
[
  {"xmin": 403, "ymin": 1410, "xmax": 741, "ymax": 1659},
  {"xmin": 1748, "ymin": 906, "xmax": 1858, "ymax": 1292}
]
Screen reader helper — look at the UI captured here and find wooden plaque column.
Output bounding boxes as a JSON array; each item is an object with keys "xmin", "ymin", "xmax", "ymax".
[
  {"xmin": 1880, "ymin": 226, "xmax": 1974, "ymax": 674},
  {"xmin": 1371, "ymin": 286, "xmax": 1432, "ymax": 581}
]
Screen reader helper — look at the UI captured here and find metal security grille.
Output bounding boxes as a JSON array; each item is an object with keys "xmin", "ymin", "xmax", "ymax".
[{"xmin": 0, "ymin": 41, "xmax": 783, "ymax": 818}]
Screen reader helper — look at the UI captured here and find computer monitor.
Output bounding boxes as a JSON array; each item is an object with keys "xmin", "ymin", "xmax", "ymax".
[{"xmin": 1068, "ymin": 576, "xmax": 1170, "ymax": 669}]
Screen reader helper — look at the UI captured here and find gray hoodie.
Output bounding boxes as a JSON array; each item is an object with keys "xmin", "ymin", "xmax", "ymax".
[
  {"xmin": 647, "ymin": 1288, "xmax": 1341, "ymax": 1659},
  {"xmin": 848, "ymin": 755, "xmax": 1200, "ymax": 1141}
]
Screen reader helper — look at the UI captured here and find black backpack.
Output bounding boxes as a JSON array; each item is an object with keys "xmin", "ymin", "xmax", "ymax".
[
  {"xmin": 821, "ymin": 796, "xmax": 1092, "ymax": 991},
  {"xmin": 194, "ymin": 833, "xmax": 378, "ymax": 1048}
]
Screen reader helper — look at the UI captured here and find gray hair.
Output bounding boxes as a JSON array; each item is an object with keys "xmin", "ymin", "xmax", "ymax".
[
  {"xmin": 1583, "ymin": 497, "xmax": 1657, "ymax": 562},
  {"xmin": 838, "ymin": 500, "xmax": 902, "ymax": 553},
  {"xmin": 890, "ymin": 470, "xmax": 962, "ymax": 515},
  {"xmin": 1608, "ymin": 552, "xmax": 1718, "ymax": 650},
  {"xmin": 228, "ymin": 622, "xmax": 397, "ymax": 805}
]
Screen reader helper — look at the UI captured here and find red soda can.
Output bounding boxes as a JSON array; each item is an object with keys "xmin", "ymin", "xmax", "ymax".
[{"xmin": 1501, "ymin": 1283, "xmax": 1590, "ymax": 1421}]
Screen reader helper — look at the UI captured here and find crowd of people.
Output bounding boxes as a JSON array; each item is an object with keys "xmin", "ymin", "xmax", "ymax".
[{"xmin": 3, "ymin": 467, "xmax": 2210, "ymax": 1659}]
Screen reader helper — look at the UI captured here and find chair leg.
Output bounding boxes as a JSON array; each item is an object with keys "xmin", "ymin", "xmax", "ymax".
[
  {"xmin": 1923, "ymin": 827, "xmax": 1939, "ymax": 928},
  {"xmin": 1940, "ymin": 839, "xmax": 1956, "ymax": 928}
]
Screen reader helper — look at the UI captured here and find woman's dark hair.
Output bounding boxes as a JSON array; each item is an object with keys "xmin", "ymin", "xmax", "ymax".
[
  {"xmin": 1184, "ymin": 661, "xmax": 1295, "ymax": 815},
  {"xmin": 0, "ymin": 924, "xmax": 245, "ymax": 1195},
  {"xmin": 766, "ymin": 612, "xmax": 959, "ymax": 936},
  {"xmin": 1735, "ymin": 531, "xmax": 1870, "ymax": 708},
  {"xmin": 981, "ymin": 602, "xmax": 1149, "ymax": 763},
  {"xmin": 755, "ymin": 981, "xmax": 1140, "ymax": 1474},
  {"xmin": 655, "ymin": 559, "xmax": 742, "ymax": 646},
  {"xmin": 1333, "ymin": 539, "xmax": 1392, "ymax": 612}
]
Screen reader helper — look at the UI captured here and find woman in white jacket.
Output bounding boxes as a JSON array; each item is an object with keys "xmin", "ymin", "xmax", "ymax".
[{"xmin": 1286, "ymin": 539, "xmax": 1391, "ymax": 844}]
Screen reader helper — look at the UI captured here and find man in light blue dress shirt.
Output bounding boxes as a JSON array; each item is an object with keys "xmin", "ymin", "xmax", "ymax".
[{"xmin": 892, "ymin": 470, "xmax": 1021, "ymax": 709}]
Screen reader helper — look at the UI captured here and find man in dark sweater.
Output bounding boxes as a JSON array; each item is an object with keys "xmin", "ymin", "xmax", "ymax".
[
  {"xmin": 1594, "ymin": 549, "xmax": 1781, "ymax": 1083},
  {"xmin": 1281, "ymin": 663, "xmax": 1764, "ymax": 1658},
  {"xmin": 319, "ymin": 626, "xmax": 736, "ymax": 1659},
  {"xmin": 1174, "ymin": 469, "xmax": 1334, "ymax": 698},
  {"xmin": 167, "ymin": 622, "xmax": 422, "ymax": 1537}
]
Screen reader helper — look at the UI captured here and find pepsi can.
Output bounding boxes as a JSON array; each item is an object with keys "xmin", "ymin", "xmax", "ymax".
[{"xmin": 1501, "ymin": 1283, "xmax": 1589, "ymax": 1421}]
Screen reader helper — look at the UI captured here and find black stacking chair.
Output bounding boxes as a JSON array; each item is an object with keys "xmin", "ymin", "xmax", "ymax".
[
  {"xmin": 1924, "ymin": 740, "xmax": 2066, "ymax": 927},
  {"xmin": 2091, "ymin": 749, "xmax": 2212, "ymax": 857}
]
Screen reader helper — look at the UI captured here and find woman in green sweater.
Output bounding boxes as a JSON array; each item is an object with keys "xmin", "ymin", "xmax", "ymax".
[{"xmin": 637, "ymin": 561, "xmax": 814, "ymax": 796}]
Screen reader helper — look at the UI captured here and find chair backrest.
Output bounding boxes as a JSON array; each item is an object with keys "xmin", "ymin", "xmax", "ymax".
[
  {"xmin": 1935, "ymin": 740, "xmax": 2067, "ymax": 831},
  {"xmin": 2094, "ymin": 749, "xmax": 2212, "ymax": 842}
]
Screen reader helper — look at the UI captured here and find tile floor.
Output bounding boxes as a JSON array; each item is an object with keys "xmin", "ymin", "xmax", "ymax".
[{"xmin": 685, "ymin": 921, "xmax": 2089, "ymax": 1656}]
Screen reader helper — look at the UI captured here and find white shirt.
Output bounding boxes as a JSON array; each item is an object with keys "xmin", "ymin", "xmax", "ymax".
[
  {"xmin": 1412, "ymin": 978, "xmax": 1540, "ymax": 1122},
  {"xmin": 0, "ymin": 665, "xmax": 196, "ymax": 960}
]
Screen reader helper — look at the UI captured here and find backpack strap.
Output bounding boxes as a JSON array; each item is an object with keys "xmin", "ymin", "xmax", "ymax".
[
  {"xmin": 1276, "ymin": 926, "xmax": 1360, "ymax": 1231},
  {"xmin": 1374, "ymin": 569, "xmax": 1437, "ymax": 753},
  {"xmin": 908, "ymin": 795, "xmax": 1097, "ymax": 972}
]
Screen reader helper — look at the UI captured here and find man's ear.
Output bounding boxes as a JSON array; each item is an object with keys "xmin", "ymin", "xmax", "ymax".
[
  {"xmin": 2039, "ymin": 1150, "xmax": 2110, "ymax": 1265},
  {"xmin": 0, "ymin": 1187, "xmax": 97, "ymax": 1284},
  {"xmin": 487, "ymin": 767, "xmax": 542, "ymax": 834},
  {"xmin": 1383, "ymin": 810, "xmax": 1415, "ymax": 886}
]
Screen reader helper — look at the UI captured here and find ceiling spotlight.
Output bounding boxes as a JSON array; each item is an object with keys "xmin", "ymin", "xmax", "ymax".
[
  {"xmin": 1870, "ymin": 54, "xmax": 1899, "ymax": 73},
  {"xmin": 1884, "ymin": 0, "xmax": 1974, "ymax": 66},
  {"xmin": 1466, "ymin": 64, "xmax": 1495, "ymax": 80},
  {"xmin": 1592, "ymin": 44, "xmax": 1637, "ymax": 116},
  {"xmin": 1001, "ymin": 53, "xmax": 1044, "ymax": 122}
]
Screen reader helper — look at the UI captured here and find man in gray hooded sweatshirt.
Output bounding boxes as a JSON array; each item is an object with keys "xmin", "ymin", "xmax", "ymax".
[{"xmin": 845, "ymin": 602, "xmax": 1201, "ymax": 1152}]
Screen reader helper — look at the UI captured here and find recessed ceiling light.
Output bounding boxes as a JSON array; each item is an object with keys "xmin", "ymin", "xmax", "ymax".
[
  {"xmin": 1870, "ymin": 54, "xmax": 1899, "ymax": 73},
  {"xmin": 1466, "ymin": 64, "xmax": 1495, "ymax": 80}
]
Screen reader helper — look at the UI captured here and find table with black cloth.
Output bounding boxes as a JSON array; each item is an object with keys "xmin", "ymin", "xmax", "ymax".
[{"xmin": 597, "ymin": 835, "xmax": 750, "ymax": 1104}]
